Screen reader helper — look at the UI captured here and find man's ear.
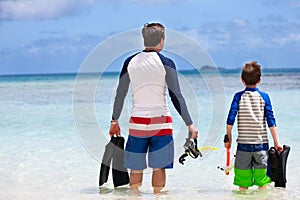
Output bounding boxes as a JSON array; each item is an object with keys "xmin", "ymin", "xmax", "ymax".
[{"xmin": 159, "ymin": 38, "xmax": 164, "ymax": 46}]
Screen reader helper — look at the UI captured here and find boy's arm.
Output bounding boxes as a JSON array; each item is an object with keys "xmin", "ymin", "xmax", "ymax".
[
  {"xmin": 225, "ymin": 125, "xmax": 233, "ymax": 148},
  {"xmin": 225, "ymin": 92, "xmax": 241, "ymax": 148},
  {"xmin": 269, "ymin": 126, "xmax": 283, "ymax": 152},
  {"xmin": 262, "ymin": 92, "xmax": 283, "ymax": 151}
]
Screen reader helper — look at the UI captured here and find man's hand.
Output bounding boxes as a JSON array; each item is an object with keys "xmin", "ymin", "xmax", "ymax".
[
  {"xmin": 188, "ymin": 124, "xmax": 198, "ymax": 139},
  {"xmin": 109, "ymin": 120, "xmax": 120, "ymax": 137}
]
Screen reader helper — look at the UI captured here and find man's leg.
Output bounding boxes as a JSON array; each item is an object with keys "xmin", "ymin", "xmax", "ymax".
[
  {"xmin": 130, "ymin": 170, "xmax": 143, "ymax": 192},
  {"xmin": 152, "ymin": 168, "xmax": 165, "ymax": 194}
]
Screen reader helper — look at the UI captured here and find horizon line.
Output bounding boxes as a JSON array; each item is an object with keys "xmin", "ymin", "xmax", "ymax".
[{"xmin": 1, "ymin": 67, "xmax": 300, "ymax": 77}]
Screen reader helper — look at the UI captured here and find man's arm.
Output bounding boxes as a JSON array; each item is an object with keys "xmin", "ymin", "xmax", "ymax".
[
  {"xmin": 164, "ymin": 61, "xmax": 197, "ymax": 139},
  {"xmin": 112, "ymin": 72, "xmax": 130, "ymax": 120},
  {"xmin": 164, "ymin": 64, "xmax": 193, "ymax": 126},
  {"xmin": 110, "ymin": 56, "xmax": 132, "ymax": 137},
  {"xmin": 111, "ymin": 55, "xmax": 135, "ymax": 120}
]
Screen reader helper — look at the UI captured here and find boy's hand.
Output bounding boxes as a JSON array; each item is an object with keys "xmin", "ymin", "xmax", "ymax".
[
  {"xmin": 223, "ymin": 134, "xmax": 231, "ymax": 148},
  {"xmin": 224, "ymin": 142, "xmax": 231, "ymax": 148},
  {"xmin": 275, "ymin": 143, "xmax": 283, "ymax": 153}
]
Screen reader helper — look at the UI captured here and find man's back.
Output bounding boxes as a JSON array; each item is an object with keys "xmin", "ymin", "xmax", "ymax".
[{"xmin": 127, "ymin": 51, "xmax": 171, "ymax": 117}]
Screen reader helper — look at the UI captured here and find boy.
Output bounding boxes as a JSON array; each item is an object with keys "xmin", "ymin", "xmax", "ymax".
[{"xmin": 224, "ymin": 61, "xmax": 283, "ymax": 191}]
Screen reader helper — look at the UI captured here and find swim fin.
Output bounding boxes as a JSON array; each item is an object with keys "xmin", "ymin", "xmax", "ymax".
[
  {"xmin": 268, "ymin": 145, "xmax": 291, "ymax": 188},
  {"xmin": 99, "ymin": 138, "xmax": 114, "ymax": 187},
  {"xmin": 99, "ymin": 137, "xmax": 129, "ymax": 187},
  {"xmin": 112, "ymin": 137, "xmax": 129, "ymax": 187}
]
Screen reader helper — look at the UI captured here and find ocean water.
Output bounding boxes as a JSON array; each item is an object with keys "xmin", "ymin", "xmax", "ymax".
[{"xmin": 1, "ymin": 69, "xmax": 300, "ymax": 200}]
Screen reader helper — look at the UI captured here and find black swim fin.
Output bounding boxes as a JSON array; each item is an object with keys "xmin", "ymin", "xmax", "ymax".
[
  {"xmin": 99, "ymin": 138, "xmax": 114, "ymax": 186},
  {"xmin": 99, "ymin": 137, "xmax": 129, "ymax": 187},
  {"xmin": 268, "ymin": 145, "xmax": 291, "ymax": 188},
  {"xmin": 111, "ymin": 137, "xmax": 129, "ymax": 187}
]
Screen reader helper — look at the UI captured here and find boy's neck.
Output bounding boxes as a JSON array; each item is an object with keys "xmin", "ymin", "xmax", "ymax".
[{"xmin": 245, "ymin": 84, "xmax": 258, "ymax": 88}]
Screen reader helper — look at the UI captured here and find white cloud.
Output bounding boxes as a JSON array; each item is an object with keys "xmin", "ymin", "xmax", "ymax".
[
  {"xmin": 22, "ymin": 33, "xmax": 99, "ymax": 57},
  {"xmin": 274, "ymin": 33, "xmax": 300, "ymax": 46},
  {"xmin": 232, "ymin": 18, "xmax": 247, "ymax": 27},
  {"xmin": 179, "ymin": 19, "xmax": 274, "ymax": 52},
  {"xmin": 0, "ymin": 0, "xmax": 95, "ymax": 20},
  {"xmin": 181, "ymin": 23, "xmax": 231, "ymax": 51}
]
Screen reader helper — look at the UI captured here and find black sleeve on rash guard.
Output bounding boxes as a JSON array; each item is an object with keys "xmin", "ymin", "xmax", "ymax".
[
  {"xmin": 163, "ymin": 59, "xmax": 193, "ymax": 126},
  {"xmin": 111, "ymin": 55, "xmax": 135, "ymax": 120}
]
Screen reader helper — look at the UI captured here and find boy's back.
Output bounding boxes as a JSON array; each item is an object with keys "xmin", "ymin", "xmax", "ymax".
[{"xmin": 227, "ymin": 87, "xmax": 276, "ymax": 144}]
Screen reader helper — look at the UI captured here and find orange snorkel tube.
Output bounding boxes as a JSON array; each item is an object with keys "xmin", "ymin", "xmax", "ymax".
[
  {"xmin": 224, "ymin": 134, "xmax": 230, "ymax": 175},
  {"xmin": 218, "ymin": 135, "xmax": 234, "ymax": 174},
  {"xmin": 226, "ymin": 146, "xmax": 230, "ymax": 175}
]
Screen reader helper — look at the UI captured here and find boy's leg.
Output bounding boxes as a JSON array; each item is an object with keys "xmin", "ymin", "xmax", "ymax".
[
  {"xmin": 234, "ymin": 149, "xmax": 254, "ymax": 189},
  {"xmin": 253, "ymin": 168, "xmax": 270, "ymax": 188},
  {"xmin": 234, "ymin": 168, "xmax": 253, "ymax": 190},
  {"xmin": 253, "ymin": 149, "xmax": 271, "ymax": 188},
  {"xmin": 130, "ymin": 170, "xmax": 143, "ymax": 191},
  {"xmin": 152, "ymin": 168, "xmax": 166, "ymax": 194},
  {"xmin": 239, "ymin": 186, "xmax": 248, "ymax": 192},
  {"xmin": 258, "ymin": 185, "xmax": 268, "ymax": 191}
]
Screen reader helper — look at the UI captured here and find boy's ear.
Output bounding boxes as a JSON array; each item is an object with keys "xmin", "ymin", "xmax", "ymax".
[
  {"xmin": 241, "ymin": 77, "xmax": 246, "ymax": 85},
  {"xmin": 257, "ymin": 77, "xmax": 262, "ymax": 84}
]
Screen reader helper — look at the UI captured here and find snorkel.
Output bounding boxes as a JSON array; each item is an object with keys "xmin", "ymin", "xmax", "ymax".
[
  {"xmin": 224, "ymin": 134, "xmax": 230, "ymax": 175},
  {"xmin": 179, "ymin": 131, "xmax": 202, "ymax": 165},
  {"xmin": 218, "ymin": 134, "xmax": 234, "ymax": 175},
  {"xmin": 218, "ymin": 134, "xmax": 235, "ymax": 175}
]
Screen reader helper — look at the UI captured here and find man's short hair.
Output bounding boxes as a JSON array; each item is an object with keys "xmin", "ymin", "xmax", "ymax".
[
  {"xmin": 241, "ymin": 61, "xmax": 262, "ymax": 85},
  {"xmin": 142, "ymin": 23, "xmax": 165, "ymax": 47}
]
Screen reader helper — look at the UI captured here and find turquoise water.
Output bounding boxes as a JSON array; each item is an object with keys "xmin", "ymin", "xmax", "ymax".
[{"xmin": 1, "ymin": 69, "xmax": 300, "ymax": 199}]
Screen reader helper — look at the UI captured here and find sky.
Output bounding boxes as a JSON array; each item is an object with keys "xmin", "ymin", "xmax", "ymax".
[{"xmin": 0, "ymin": 0, "xmax": 300, "ymax": 75}]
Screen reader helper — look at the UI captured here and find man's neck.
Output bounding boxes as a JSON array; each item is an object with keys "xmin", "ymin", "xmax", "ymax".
[{"xmin": 144, "ymin": 47, "xmax": 161, "ymax": 52}]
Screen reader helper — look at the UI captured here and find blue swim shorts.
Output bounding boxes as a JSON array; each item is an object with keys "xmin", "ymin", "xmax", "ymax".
[{"xmin": 124, "ymin": 135, "xmax": 174, "ymax": 170}]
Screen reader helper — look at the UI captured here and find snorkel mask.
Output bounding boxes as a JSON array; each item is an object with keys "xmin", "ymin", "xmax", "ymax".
[{"xmin": 179, "ymin": 131, "xmax": 202, "ymax": 165}]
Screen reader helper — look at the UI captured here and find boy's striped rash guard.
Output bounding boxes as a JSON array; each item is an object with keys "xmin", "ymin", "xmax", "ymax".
[
  {"xmin": 226, "ymin": 87, "xmax": 276, "ymax": 144},
  {"xmin": 112, "ymin": 50, "xmax": 193, "ymax": 126}
]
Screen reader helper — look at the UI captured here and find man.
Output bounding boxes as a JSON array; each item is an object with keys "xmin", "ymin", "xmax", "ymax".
[{"xmin": 109, "ymin": 22, "xmax": 198, "ymax": 193}]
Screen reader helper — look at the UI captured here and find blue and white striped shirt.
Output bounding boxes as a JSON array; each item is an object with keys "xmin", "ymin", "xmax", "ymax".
[{"xmin": 227, "ymin": 87, "xmax": 276, "ymax": 144}]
